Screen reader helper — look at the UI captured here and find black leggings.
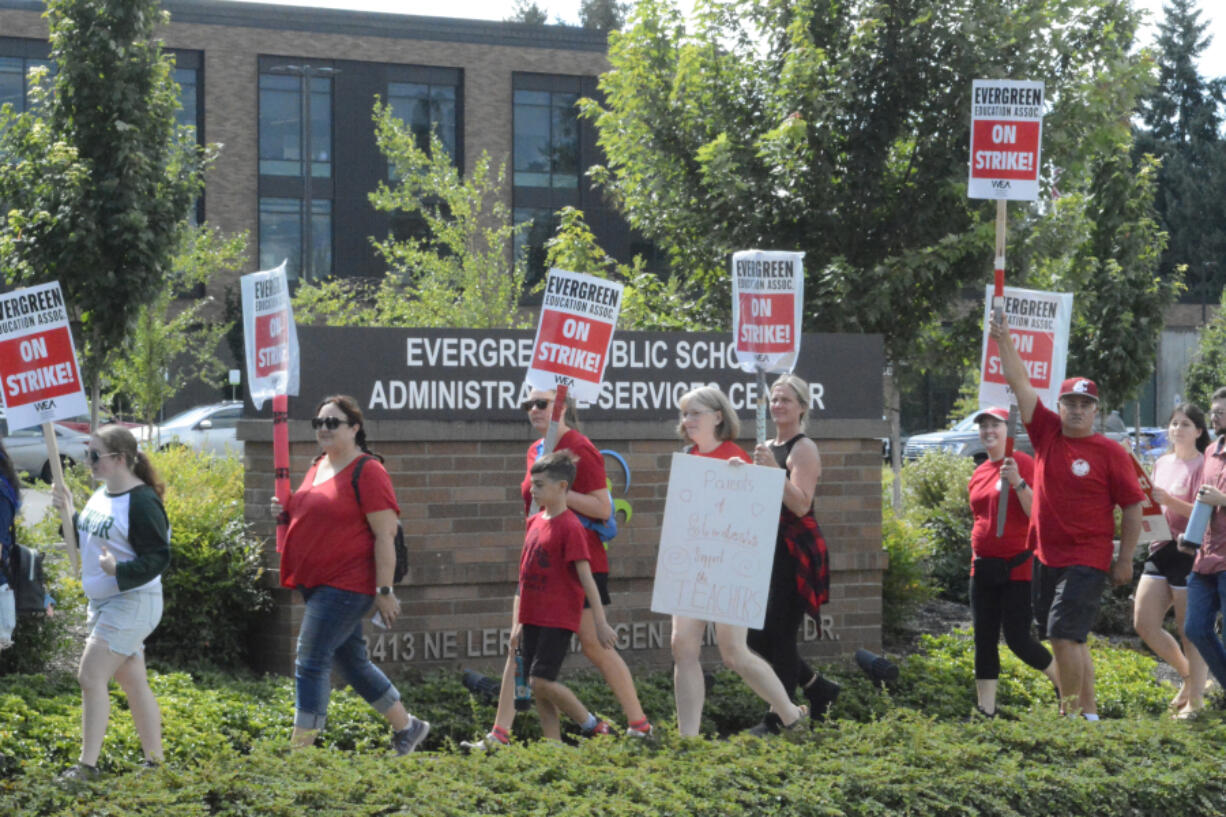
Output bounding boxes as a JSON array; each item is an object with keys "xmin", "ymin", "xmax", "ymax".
[
  {"xmin": 971, "ymin": 577, "xmax": 1052, "ymax": 680},
  {"xmin": 748, "ymin": 543, "xmax": 812, "ymax": 692}
]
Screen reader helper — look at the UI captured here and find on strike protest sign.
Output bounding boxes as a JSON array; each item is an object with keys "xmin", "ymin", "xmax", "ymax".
[
  {"xmin": 968, "ymin": 79, "xmax": 1045, "ymax": 202},
  {"xmin": 1129, "ymin": 450, "xmax": 1172, "ymax": 544},
  {"xmin": 0, "ymin": 281, "xmax": 87, "ymax": 431},
  {"xmin": 241, "ymin": 262, "xmax": 300, "ymax": 410},
  {"xmin": 650, "ymin": 453, "xmax": 785, "ymax": 629},
  {"xmin": 525, "ymin": 269, "xmax": 623, "ymax": 404},
  {"xmin": 978, "ymin": 285, "xmax": 1072, "ymax": 410},
  {"xmin": 731, "ymin": 250, "xmax": 804, "ymax": 374}
]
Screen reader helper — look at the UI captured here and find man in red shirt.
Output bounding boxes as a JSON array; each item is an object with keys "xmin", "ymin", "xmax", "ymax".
[
  {"xmin": 1182, "ymin": 388, "xmax": 1226, "ymax": 692},
  {"xmin": 989, "ymin": 314, "xmax": 1144, "ymax": 718}
]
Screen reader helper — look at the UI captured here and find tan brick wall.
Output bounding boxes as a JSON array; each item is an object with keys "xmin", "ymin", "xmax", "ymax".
[{"xmin": 245, "ymin": 428, "xmax": 886, "ymax": 676}]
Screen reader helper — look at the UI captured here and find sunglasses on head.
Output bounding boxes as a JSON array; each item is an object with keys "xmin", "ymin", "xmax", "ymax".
[
  {"xmin": 311, "ymin": 416, "xmax": 353, "ymax": 430},
  {"xmin": 88, "ymin": 450, "xmax": 119, "ymax": 465},
  {"xmin": 521, "ymin": 399, "xmax": 551, "ymax": 411}
]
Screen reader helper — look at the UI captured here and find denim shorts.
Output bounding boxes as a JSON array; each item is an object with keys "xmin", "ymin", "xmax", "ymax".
[{"xmin": 86, "ymin": 589, "xmax": 163, "ymax": 656}]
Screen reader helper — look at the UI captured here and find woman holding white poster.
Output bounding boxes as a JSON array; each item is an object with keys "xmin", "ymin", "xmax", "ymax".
[
  {"xmin": 747, "ymin": 374, "xmax": 839, "ymax": 725},
  {"xmin": 670, "ymin": 386, "xmax": 807, "ymax": 737},
  {"xmin": 462, "ymin": 388, "xmax": 652, "ymax": 751}
]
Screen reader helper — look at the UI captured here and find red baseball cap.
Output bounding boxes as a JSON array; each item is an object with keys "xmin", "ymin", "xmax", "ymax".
[
  {"xmin": 973, "ymin": 407, "xmax": 1009, "ymax": 423},
  {"xmin": 1058, "ymin": 377, "xmax": 1099, "ymax": 401}
]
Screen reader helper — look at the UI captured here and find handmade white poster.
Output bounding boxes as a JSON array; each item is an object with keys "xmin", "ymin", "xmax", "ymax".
[{"xmin": 650, "ymin": 453, "xmax": 786, "ymax": 629}]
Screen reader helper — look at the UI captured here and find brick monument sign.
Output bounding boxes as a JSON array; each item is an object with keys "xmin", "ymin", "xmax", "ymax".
[{"xmin": 240, "ymin": 327, "xmax": 886, "ymax": 675}]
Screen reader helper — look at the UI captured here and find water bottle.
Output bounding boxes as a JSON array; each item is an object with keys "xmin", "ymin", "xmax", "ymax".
[
  {"xmin": 513, "ymin": 649, "xmax": 532, "ymax": 711},
  {"xmin": 1183, "ymin": 497, "xmax": 1213, "ymax": 548}
]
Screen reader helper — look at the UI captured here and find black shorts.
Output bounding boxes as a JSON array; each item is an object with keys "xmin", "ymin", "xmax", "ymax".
[
  {"xmin": 520, "ymin": 624, "xmax": 573, "ymax": 682},
  {"xmin": 582, "ymin": 572, "xmax": 611, "ymax": 609},
  {"xmin": 1142, "ymin": 541, "xmax": 1195, "ymax": 588},
  {"xmin": 1033, "ymin": 562, "xmax": 1108, "ymax": 643}
]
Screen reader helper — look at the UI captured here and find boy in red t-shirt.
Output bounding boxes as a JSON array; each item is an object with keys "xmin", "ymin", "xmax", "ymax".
[{"xmin": 511, "ymin": 450, "xmax": 619, "ymax": 742}]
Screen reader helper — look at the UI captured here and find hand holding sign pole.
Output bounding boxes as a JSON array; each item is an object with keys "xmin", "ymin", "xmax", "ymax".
[
  {"xmin": 241, "ymin": 262, "xmax": 300, "ymax": 553},
  {"xmin": 731, "ymin": 251, "xmax": 805, "ymax": 445},
  {"xmin": 0, "ymin": 283, "xmax": 89, "ymax": 575}
]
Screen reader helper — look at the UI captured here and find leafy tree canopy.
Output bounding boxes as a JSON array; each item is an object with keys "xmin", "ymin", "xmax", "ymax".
[
  {"xmin": 0, "ymin": 0, "xmax": 205, "ymax": 398},
  {"xmin": 580, "ymin": 0, "xmax": 628, "ymax": 31},
  {"xmin": 508, "ymin": 0, "xmax": 550, "ymax": 25}
]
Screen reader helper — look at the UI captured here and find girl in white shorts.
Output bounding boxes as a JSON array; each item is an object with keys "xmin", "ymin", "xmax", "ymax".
[{"xmin": 53, "ymin": 425, "xmax": 171, "ymax": 781}]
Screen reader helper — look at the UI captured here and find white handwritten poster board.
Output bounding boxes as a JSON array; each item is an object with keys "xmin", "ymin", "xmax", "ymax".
[{"xmin": 650, "ymin": 453, "xmax": 785, "ymax": 629}]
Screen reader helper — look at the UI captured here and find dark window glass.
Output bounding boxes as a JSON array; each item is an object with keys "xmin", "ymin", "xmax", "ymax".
[
  {"xmin": 388, "ymin": 81, "xmax": 456, "ymax": 159},
  {"xmin": 0, "ymin": 57, "xmax": 21, "ymax": 111},
  {"xmin": 513, "ymin": 89, "xmax": 579, "ymax": 189},
  {"xmin": 173, "ymin": 66, "xmax": 197, "ymax": 140},
  {"xmin": 514, "ymin": 207, "xmax": 557, "ymax": 287},
  {"xmin": 259, "ymin": 197, "xmax": 332, "ymax": 283},
  {"xmin": 259, "ymin": 71, "xmax": 332, "ymax": 179}
]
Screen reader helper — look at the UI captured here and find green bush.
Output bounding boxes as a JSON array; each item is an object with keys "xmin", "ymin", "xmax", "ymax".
[
  {"xmin": 145, "ymin": 447, "xmax": 272, "ymax": 669},
  {"xmin": 900, "ymin": 451, "xmax": 975, "ymax": 603},
  {"xmin": 4, "ymin": 636, "xmax": 1226, "ymax": 816},
  {"xmin": 880, "ymin": 504, "xmax": 934, "ymax": 635}
]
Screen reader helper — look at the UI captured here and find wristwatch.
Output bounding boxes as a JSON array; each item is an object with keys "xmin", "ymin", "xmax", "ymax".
[
  {"xmin": 377, "ymin": 586, "xmax": 393, "ymax": 596},
  {"xmin": 1015, "ymin": 480, "xmax": 1028, "ymax": 492}
]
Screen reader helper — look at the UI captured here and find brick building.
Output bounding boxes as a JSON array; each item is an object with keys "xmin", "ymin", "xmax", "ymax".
[{"xmin": 0, "ymin": 0, "xmax": 637, "ymax": 289}]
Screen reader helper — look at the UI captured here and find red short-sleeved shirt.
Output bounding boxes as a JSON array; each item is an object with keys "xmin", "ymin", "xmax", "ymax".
[
  {"xmin": 687, "ymin": 440, "xmax": 752, "ymax": 462},
  {"xmin": 1193, "ymin": 438, "xmax": 1226, "ymax": 574},
  {"xmin": 521, "ymin": 429, "xmax": 609, "ymax": 574},
  {"xmin": 280, "ymin": 455, "xmax": 401, "ymax": 594},
  {"xmin": 968, "ymin": 451, "xmax": 1036, "ymax": 581},
  {"xmin": 1024, "ymin": 399, "xmax": 1146, "ymax": 571},
  {"xmin": 517, "ymin": 510, "xmax": 590, "ymax": 632}
]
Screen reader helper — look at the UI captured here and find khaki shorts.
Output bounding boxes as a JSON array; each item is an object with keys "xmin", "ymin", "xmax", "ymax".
[{"xmin": 86, "ymin": 589, "xmax": 163, "ymax": 656}]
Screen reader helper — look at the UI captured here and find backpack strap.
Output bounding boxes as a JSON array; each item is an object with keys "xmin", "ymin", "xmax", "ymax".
[{"xmin": 350, "ymin": 454, "xmax": 372, "ymax": 508}]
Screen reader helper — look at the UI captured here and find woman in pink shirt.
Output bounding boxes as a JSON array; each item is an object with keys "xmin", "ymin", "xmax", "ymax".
[{"xmin": 1135, "ymin": 403, "xmax": 1209, "ymax": 717}]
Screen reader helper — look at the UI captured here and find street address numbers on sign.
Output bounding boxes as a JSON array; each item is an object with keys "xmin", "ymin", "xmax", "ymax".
[
  {"xmin": 731, "ymin": 250, "xmax": 804, "ymax": 374},
  {"xmin": 968, "ymin": 79, "xmax": 1045, "ymax": 202},
  {"xmin": 0, "ymin": 281, "xmax": 88, "ymax": 431},
  {"xmin": 525, "ymin": 269, "xmax": 623, "ymax": 403}
]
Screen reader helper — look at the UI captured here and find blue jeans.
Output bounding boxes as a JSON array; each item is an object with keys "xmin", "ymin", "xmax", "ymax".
[
  {"xmin": 295, "ymin": 585, "xmax": 399, "ymax": 730},
  {"xmin": 1184, "ymin": 571, "xmax": 1226, "ymax": 689}
]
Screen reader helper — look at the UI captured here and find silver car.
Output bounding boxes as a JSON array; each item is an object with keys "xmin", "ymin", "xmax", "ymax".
[
  {"xmin": 0, "ymin": 411, "xmax": 91, "ymax": 483},
  {"xmin": 138, "ymin": 401, "xmax": 244, "ymax": 458},
  {"xmin": 904, "ymin": 411, "xmax": 1131, "ymax": 463}
]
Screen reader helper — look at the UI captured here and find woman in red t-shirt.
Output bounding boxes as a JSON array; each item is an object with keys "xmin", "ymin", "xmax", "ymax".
[
  {"xmin": 967, "ymin": 407, "xmax": 1058, "ymax": 717},
  {"xmin": 462, "ymin": 388, "xmax": 651, "ymax": 752},
  {"xmin": 670, "ymin": 386, "xmax": 806, "ymax": 737},
  {"xmin": 275, "ymin": 395, "xmax": 430, "ymax": 755}
]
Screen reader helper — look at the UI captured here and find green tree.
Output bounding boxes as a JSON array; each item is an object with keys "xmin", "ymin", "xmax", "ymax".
[
  {"xmin": 0, "ymin": 0, "xmax": 205, "ymax": 426},
  {"xmin": 107, "ymin": 225, "xmax": 246, "ymax": 432},
  {"xmin": 508, "ymin": 0, "xmax": 549, "ymax": 25},
  {"xmin": 1182, "ymin": 289, "xmax": 1226, "ymax": 407},
  {"xmin": 581, "ymin": 0, "xmax": 628, "ymax": 31},
  {"xmin": 293, "ymin": 102, "xmax": 529, "ymax": 329},
  {"xmin": 545, "ymin": 206, "xmax": 720, "ymax": 330},
  {"xmin": 1134, "ymin": 0, "xmax": 1226, "ymax": 303},
  {"xmin": 582, "ymin": 0, "xmax": 1154, "ymax": 505}
]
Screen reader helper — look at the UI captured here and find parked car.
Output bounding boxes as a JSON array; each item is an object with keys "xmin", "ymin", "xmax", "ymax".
[
  {"xmin": 904, "ymin": 411, "xmax": 1132, "ymax": 463},
  {"xmin": 0, "ymin": 411, "xmax": 91, "ymax": 483},
  {"xmin": 137, "ymin": 401, "xmax": 244, "ymax": 458},
  {"xmin": 57, "ymin": 412, "xmax": 142, "ymax": 434}
]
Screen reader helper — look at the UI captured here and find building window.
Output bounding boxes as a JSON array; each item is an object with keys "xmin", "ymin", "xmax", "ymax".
[
  {"xmin": 388, "ymin": 81, "xmax": 456, "ymax": 159},
  {"xmin": 259, "ymin": 70, "xmax": 333, "ymax": 178},
  {"xmin": 513, "ymin": 88, "xmax": 579, "ymax": 189},
  {"xmin": 174, "ymin": 66, "xmax": 198, "ymax": 142},
  {"xmin": 0, "ymin": 37, "xmax": 52, "ymax": 115},
  {"xmin": 259, "ymin": 197, "xmax": 332, "ymax": 282},
  {"xmin": 513, "ymin": 207, "xmax": 557, "ymax": 287}
]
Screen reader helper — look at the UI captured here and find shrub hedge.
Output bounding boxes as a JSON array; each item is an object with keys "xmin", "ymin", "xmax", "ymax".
[{"xmin": 4, "ymin": 634, "xmax": 1225, "ymax": 816}]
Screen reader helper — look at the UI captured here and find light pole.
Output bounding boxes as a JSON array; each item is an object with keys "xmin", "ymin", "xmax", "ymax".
[{"xmin": 268, "ymin": 64, "xmax": 336, "ymax": 281}]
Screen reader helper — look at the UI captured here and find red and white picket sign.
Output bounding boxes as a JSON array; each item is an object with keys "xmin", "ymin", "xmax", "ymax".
[
  {"xmin": 241, "ymin": 262, "xmax": 299, "ymax": 553},
  {"xmin": 968, "ymin": 79, "xmax": 1045, "ymax": 202},
  {"xmin": 0, "ymin": 282, "xmax": 88, "ymax": 431},
  {"xmin": 978, "ymin": 285, "xmax": 1072, "ymax": 410},
  {"xmin": 525, "ymin": 269, "xmax": 623, "ymax": 404},
  {"xmin": 731, "ymin": 250, "xmax": 804, "ymax": 375},
  {"xmin": 1129, "ymin": 450, "xmax": 1172, "ymax": 544}
]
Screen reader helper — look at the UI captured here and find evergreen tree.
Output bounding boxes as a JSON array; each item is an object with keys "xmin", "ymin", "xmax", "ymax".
[
  {"xmin": 1135, "ymin": 0, "xmax": 1226, "ymax": 301},
  {"xmin": 508, "ymin": 0, "xmax": 549, "ymax": 25},
  {"xmin": 581, "ymin": 0, "xmax": 628, "ymax": 31}
]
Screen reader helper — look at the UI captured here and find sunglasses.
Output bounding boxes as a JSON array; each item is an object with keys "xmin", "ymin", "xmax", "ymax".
[
  {"xmin": 87, "ymin": 450, "xmax": 119, "ymax": 465},
  {"xmin": 521, "ymin": 399, "xmax": 551, "ymax": 411},
  {"xmin": 311, "ymin": 416, "xmax": 354, "ymax": 430}
]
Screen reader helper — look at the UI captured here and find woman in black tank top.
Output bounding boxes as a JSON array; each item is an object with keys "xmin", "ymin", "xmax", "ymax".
[{"xmin": 746, "ymin": 374, "xmax": 839, "ymax": 729}]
